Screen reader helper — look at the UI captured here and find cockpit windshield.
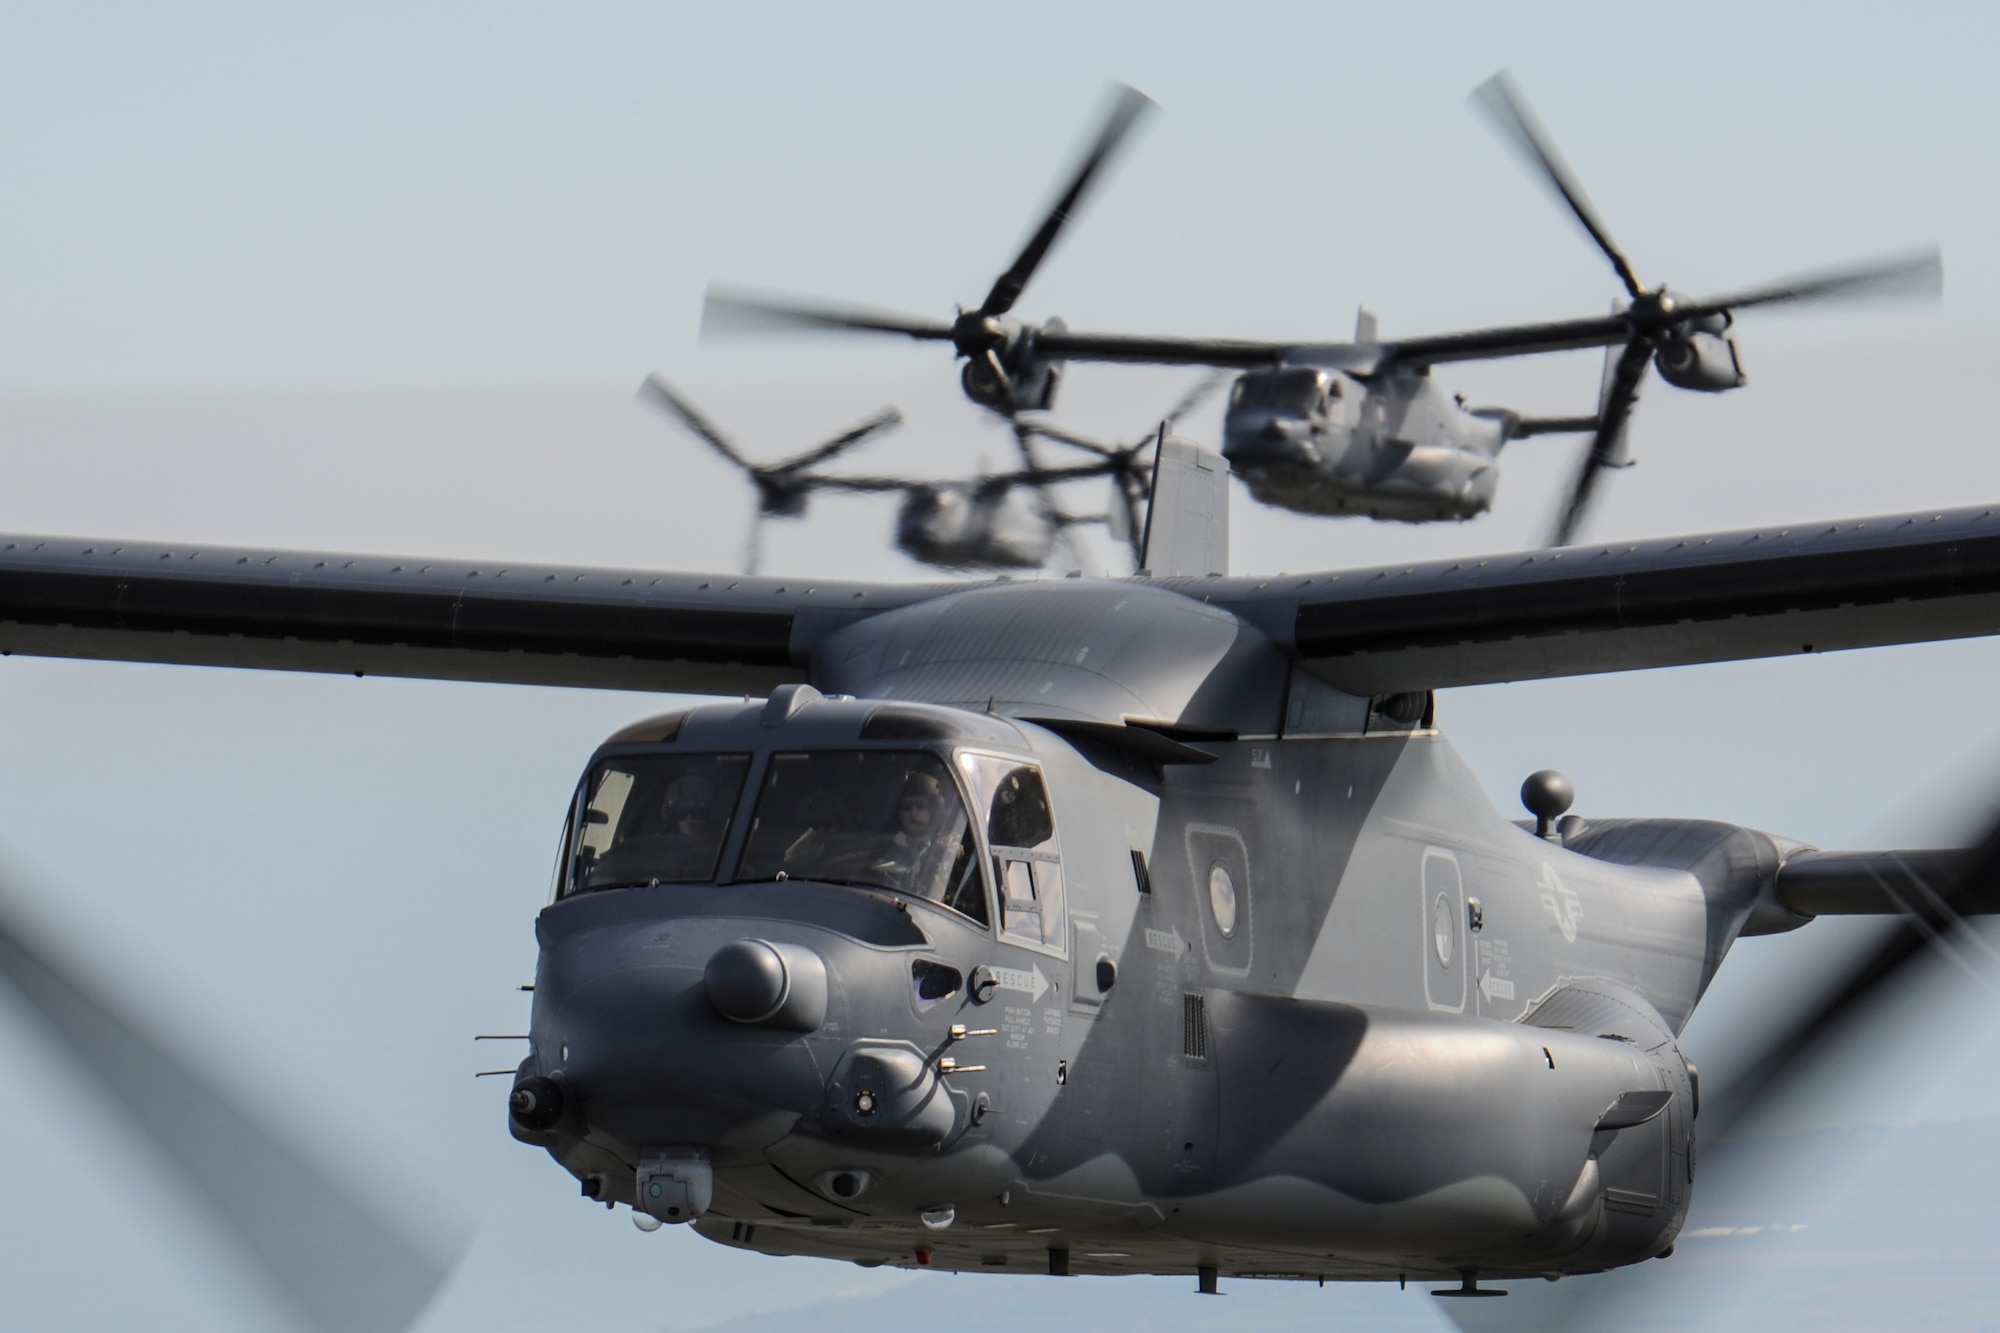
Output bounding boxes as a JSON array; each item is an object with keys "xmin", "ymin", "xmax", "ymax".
[
  {"xmin": 566, "ymin": 752, "xmax": 751, "ymax": 895},
  {"xmin": 1230, "ymin": 367, "xmax": 1329, "ymax": 413},
  {"xmin": 736, "ymin": 750, "xmax": 987, "ymax": 924}
]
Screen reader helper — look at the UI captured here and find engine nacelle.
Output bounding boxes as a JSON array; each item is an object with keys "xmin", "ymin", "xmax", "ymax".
[
  {"xmin": 1655, "ymin": 329, "xmax": 1746, "ymax": 392},
  {"xmin": 959, "ymin": 319, "xmax": 1066, "ymax": 416}
]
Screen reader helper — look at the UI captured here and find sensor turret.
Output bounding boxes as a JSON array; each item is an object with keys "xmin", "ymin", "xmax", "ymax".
[{"xmin": 1521, "ymin": 770, "xmax": 1575, "ymax": 842}]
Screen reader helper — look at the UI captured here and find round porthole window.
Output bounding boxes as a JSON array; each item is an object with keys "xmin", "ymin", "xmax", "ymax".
[
  {"xmin": 1208, "ymin": 863, "xmax": 1238, "ymax": 938},
  {"xmin": 1432, "ymin": 892, "xmax": 1455, "ymax": 968}
]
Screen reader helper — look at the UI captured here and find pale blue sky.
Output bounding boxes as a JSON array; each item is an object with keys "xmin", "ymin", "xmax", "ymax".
[{"xmin": 1, "ymin": 4, "xmax": 1998, "ymax": 1330}]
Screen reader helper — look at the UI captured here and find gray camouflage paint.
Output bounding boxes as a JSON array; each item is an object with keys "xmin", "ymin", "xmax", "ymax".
[{"xmin": 514, "ymin": 578, "xmax": 1768, "ymax": 1287}]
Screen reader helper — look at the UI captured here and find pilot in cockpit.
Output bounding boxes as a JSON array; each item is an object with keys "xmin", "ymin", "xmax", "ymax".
[
  {"xmin": 870, "ymin": 771, "xmax": 947, "ymax": 891},
  {"xmin": 666, "ymin": 774, "xmax": 722, "ymax": 832}
]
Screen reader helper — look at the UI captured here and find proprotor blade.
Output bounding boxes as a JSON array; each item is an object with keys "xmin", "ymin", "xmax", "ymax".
[
  {"xmin": 1472, "ymin": 70, "xmax": 1646, "ymax": 301},
  {"xmin": 1678, "ymin": 246, "xmax": 1944, "ymax": 319},
  {"xmin": 1159, "ymin": 368, "xmax": 1229, "ymax": 430},
  {"xmin": 700, "ymin": 286, "xmax": 956, "ymax": 343},
  {"xmin": 1548, "ymin": 337, "xmax": 1650, "ymax": 546},
  {"xmin": 771, "ymin": 407, "xmax": 903, "ymax": 474},
  {"xmin": 978, "ymin": 83, "xmax": 1155, "ymax": 318},
  {"xmin": 0, "ymin": 876, "xmax": 461, "ymax": 1333},
  {"xmin": 636, "ymin": 372, "xmax": 752, "ymax": 470}
]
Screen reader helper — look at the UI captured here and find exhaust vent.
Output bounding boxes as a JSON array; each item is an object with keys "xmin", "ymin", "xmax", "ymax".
[{"xmin": 1182, "ymin": 993, "xmax": 1208, "ymax": 1060}]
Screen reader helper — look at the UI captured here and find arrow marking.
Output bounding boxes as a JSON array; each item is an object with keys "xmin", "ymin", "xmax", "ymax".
[{"xmin": 989, "ymin": 965, "xmax": 1049, "ymax": 1002}]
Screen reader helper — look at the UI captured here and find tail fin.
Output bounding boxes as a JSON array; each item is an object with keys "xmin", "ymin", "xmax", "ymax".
[{"xmin": 1139, "ymin": 432, "xmax": 1230, "ymax": 577}]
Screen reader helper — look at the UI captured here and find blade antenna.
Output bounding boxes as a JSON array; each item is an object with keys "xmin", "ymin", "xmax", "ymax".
[{"xmin": 1471, "ymin": 70, "xmax": 1645, "ymax": 300}]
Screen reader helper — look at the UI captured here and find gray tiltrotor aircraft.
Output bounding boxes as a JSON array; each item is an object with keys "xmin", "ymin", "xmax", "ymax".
[
  {"xmin": 3, "ymin": 440, "xmax": 2000, "ymax": 1325},
  {"xmin": 636, "ymin": 373, "xmax": 1126, "ymax": 573},
  {"xmin": 706, "ymin": 75, "xmax": 1940, "ymax": 545}
]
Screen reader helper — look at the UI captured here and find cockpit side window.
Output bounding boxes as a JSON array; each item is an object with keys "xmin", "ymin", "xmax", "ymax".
[
  {"xmin": 562, "ymin": 752, "xmax": 752, "ymax": 897},
  {"xmin": 957, "ymin": 753, "xmax": 1065, "ymax": 952},
  {"xmin": 549, "ymin": 801, "xmax": 577, "ymax": 903},
  {"xmin": 735, "ymin": 750, "xmax": 988, "ymax": 925}
]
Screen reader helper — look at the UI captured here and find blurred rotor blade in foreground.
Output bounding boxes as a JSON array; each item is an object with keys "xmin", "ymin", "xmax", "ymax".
[{"xmin": 0, "ymin": 872, "xmax": 463, "ymax": 1333}]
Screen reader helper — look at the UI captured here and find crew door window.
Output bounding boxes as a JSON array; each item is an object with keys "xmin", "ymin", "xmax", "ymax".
[{"xmin": 958, "ymin": 754, "xmax": 1065, "ymax": 951}]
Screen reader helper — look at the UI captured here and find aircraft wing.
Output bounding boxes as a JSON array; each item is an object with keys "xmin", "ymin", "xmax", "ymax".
[
  {"xmin": 1024, "ymin": 312, "xmax": 1635, "ymax": 372},
  {"xmin": 0, "ymin": 535, "xmax": 942, "ymax": 695},
  {"xmin": 6, "ymin": 502, "xmax": 2000, "ymax": 702},
  {"xmin": 1200, "ymin": 503, "xmax": 2000, "ymax": 695}
]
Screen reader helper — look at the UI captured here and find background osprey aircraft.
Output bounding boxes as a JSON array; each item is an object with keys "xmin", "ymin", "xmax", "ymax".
[
  {"xmin": 3, "ymin": 446, "xmax": 2000, "ymax": 1328},
  {"xmin": 707, "ymin": 76, "xmax": 1940, "ymax": 548}
]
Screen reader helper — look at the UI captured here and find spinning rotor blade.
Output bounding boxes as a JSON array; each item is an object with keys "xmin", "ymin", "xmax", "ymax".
[
  {"xmin": 1159, "ymin": 368, "xmax": 1230, "ymax": 429},
  {"xmin": 700, "ymin": 287, "xmax": 955, "ymax": 343},
  {"xmin": 637, "ymin": 373, "xmax": 750, "ymax": 470},
  {"xmin": 1009, "ymin": 415, "xmax": 1081, "ymax": 540},
  {"xmin": 1677, "ymin": 246, "xmax": 1944, "ymax": 320},
  {"xmin": 0, "ymin": 875, "xmax": 459, "ymax": 1333},
  {"xmin": 979, "ymin": 83, "xmax": 1155, "ymax": 318},
  {"xmin": 1548, "ymin": 338, "xmax": 1650, "ymax": 547},
  {"xmin": 1472, "ymin": 70, "xmax": 1645, "ymax": 299},
  {"xmin": 773, "ymin": 407, "xmax": 903, "ymax": 474},
  {"xmin": 1016, "ymin": 418, "xmax": 1115, "ymax": 457}
]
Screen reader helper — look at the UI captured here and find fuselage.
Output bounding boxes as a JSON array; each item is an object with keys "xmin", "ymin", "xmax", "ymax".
[
  {"xmin": 1222, "ymin": 366, "xmax": 1508, "ymax": 523},
  {"xmin": 511, "ymin": 578, "xmax": 1764, "ymax": 1285}
]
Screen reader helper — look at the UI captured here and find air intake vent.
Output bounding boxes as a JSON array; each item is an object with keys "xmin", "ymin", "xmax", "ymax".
[{"xmin": 1182, "ymin": 993, "xmax": 1208, "ymax": 1060}]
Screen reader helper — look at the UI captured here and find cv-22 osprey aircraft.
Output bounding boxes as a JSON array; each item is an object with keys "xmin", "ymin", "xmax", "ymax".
[
  {"xmin": 2, "ymin": 445, "xmax": 2000, "ymax": 1328},
  {"xmin": 709, "ymin": 76, "xmax": 1942, "ymax": 546}
]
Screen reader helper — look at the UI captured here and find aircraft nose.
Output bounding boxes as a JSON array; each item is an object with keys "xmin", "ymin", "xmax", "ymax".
[
  {"xmin": 1224, "ymin": 419, "xmax": 1318, "ymax": 469},
  {"xmin": 524, "ymin": 922, "xmax": 833, "ymax": 1150}
]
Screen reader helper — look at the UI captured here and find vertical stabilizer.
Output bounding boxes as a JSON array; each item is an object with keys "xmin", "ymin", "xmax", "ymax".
[
  {"xmin": 1140, "ymin": 433, "xmax": 1230, "ymax": 577},
  {"xmin": 1354, "ymin": 306, "xmax": 1379, "ymax": 343}
]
